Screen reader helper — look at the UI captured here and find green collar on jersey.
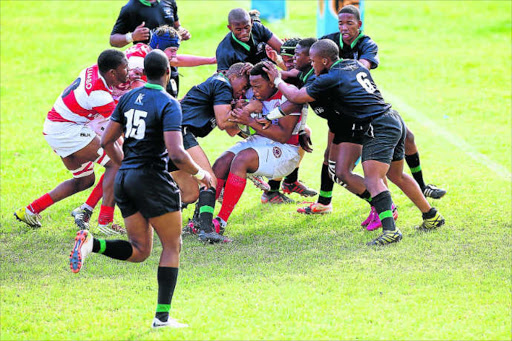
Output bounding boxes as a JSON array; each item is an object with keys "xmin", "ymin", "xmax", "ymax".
[
  {"xmin": 139, "ymin": 0, "xmax": 159, "ymax": 7},
  {"xmin": 340, "ymin": 30, "xmax": 364, "ymax": 49},
  {"xmin": 144, "ymin": 83, "xmax": 164, "ymax": 90},
  {"xmin": 218, "ymin": 72, "xmax": 230, "ymax": 82},
  {"xmin": 299, "ymin": 68, "xmax": 314, "ymax": 83},
  {"xmin": 231, "ymin": 32, "xmax": 252, "ymax": 52},
  {"xmin": 330, "ymin": 59, "xmax": 343, "ymax": 69}
]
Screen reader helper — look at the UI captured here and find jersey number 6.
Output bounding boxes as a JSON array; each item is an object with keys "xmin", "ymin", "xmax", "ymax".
[{"xmin": 356, "ymin": 72, "xmax": 376, "ymax": 94}]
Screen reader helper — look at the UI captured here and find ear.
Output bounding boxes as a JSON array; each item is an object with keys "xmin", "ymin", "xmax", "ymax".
[
  {"xmin": 358, "ymin": 20, "xmax": 362, "ymax": 28},
  {"xmin": 227, "ymin": 24, "xmax": 232, "ymax": 31}
]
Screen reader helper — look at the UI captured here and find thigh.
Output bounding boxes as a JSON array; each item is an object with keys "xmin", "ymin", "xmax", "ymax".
[
  {"xmin": 362, "ymin": 112, "xmax": 402, "ymax": 164},
  {"xmin": 43, "ymin": 120, "xmax": 96, "ymax": 159},
  {"xmin": 61, "ymin": 135, "xmax": 104, "ymax": 171},
  {"xmin": 150, "ymin": 210, "xmax": 183, "ymax": 245},
  {"xmin": 252, "ymin": 143, "xmax": 300, "ymax": 179},
  {"xmin": 335, "ymin": 142, "xmax": 362, "ymax": 172},
  {"xmin": 124, "ymin": 211, "xmax": 153, "ymax": 249}
]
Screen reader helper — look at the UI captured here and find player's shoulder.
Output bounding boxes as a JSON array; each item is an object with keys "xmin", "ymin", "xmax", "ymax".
[
  {"xmin": 320, "ymin": 32, "xmax": 340, "ymax": 43},
  {"xmin": 252, "ymin": 22, "xmax": 272, "ymax": 37},
  {"xmin": 358, "ymin": 35, "xmax": 378, "ymax": 48}
]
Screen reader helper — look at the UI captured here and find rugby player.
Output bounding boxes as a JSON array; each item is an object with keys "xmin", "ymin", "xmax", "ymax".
[
  {"xmin": 264, "ymin": 40, "xmax": 445, "ymax": 245},
  {"xmin": 14, "ymin": 50, "xmax": 128, "ymax": 234},
  {"xmin": 70, "ymin": 50, "xmax": 211, "ymax": 328}
]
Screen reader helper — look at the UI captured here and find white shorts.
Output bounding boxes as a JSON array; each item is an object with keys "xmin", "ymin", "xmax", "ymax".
[
  {"xmin": 228, "ymin": 135, "xmax": 300, "ymax": 179},
  {"xmin": 86, "ymin": 116, "xmax": 110, "ymax": 136},
  {"xmin": 43, "ymin": 119, "xmax": 96, "ymax": 158}
]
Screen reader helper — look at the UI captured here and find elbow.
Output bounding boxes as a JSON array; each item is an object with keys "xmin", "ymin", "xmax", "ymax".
[{"xmin": 169, "ymin": 151, "xmax": 187, "ymax": 166}]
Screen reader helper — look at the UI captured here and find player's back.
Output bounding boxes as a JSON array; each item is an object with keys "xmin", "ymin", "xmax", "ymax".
[{"xmin": 110, "ymin": 83, "xmax": 182, "ymax": 170}]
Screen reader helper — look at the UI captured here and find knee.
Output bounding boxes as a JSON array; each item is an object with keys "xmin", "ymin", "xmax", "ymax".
[
  {"xmin": 364, "ymin": 176, "xmax": 380, "ymax": 191},
  {"xmin": 130, "ymin": 242, "xmax": 152, "ymax": 262},
  {"xmin": 405, "ymin": 128, "xmax": 415, "ymax": 144},
  {"xmin": 335, "ymin": 166, "xmax": 351, "ymax": 184},
  {"xmin": 73, "ymin": 174, "xmax": 95, "ymax": 191}
]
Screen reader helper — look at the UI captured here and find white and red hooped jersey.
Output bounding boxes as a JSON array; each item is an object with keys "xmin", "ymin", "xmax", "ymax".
[
  {"xmin": 113, "ymin": 43, "xmax": 150, "ymax": 101},
  {"xmin": 259, "ymin": 90, "xmax": 302, "ymax": 146},
  {"xmin": 47, "ymin": 64, "xmax": 115, "ymax": 125}
]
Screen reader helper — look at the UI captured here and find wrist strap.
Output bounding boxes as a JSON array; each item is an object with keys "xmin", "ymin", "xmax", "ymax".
[
  {"xmin": 274, "ymin": 77, "xmax": 283, "ymax": 87},
  {"xmin": 125, "ymin": 32, "xmax": 133, "ymax": 43},
  {"xmin": 193, "ymin": 168, "xmax": 207, "ymax": 180}
]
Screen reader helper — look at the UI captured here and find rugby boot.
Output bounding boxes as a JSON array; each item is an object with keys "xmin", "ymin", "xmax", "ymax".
[
  {"xmin": 297, "ymin": 202, "xmax": 332, "ymax": 215},
  {"xmin": 420, "ymin": 210, "xmax": 445, "ymax": 230},
  {"xmin": 198, "ymin": 230, "xmax": 232, "ymax": 244},
  {"xmin": 423, "ymin": 184, "xmax": 447, "ymax": 199},
  {"xmin": 69, "ymin": 230, "xmax": 93, "ymax": 273},
  {"xmin": 71, "ymin": 207, "xmax": 93, "ymax": 230},
  {"xmin": 212, "ymin": 217, "xmax": 227, "ymax": 235},
  {"xmin": 97, "ymin": 222, "xmax": 126, "ymax": 236},
  {"xmin": 14, "ymin": 207, "xmax": 42, "ymax": 228},
  {"xmin": 282, "ymin": 180, "xmax": 318, "ymax": 197},
  {"xmin": 248, "ymin": 175, "xmax": 270, "ymax": 191},
  {"xmin": 367, "ymin": 228, "xmax": 403, "ymax": 246},
  {"xmin": 261, "ymin": 191, "xmax": 294, "ymax": 204},
  {"xmin": 151, "ymin": 317, "xmax": 188, "ymax": 329}
]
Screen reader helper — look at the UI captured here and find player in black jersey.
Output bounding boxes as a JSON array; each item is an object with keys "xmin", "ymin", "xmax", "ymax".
[
  {"xmin": 171, "ymin": 62, "xmax": 251, "ymax": 243},
  {"xmin": 322, "ymin": 5, "xmax": 447, "ymax": 200},
  {"xmin": 264, "ymin": 40, "xmax": 445, "ymax": 246},
  {"xmin": 69, "ymin": 50, "xmax": 212, "ymax": 328},
  {"xmin": 216, "ymin": 8, "xmax": 282, "ymax": 73}
]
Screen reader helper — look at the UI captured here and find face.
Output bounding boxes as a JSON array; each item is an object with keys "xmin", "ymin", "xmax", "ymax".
[
  {"xmin": 282, "ymin": 55, "xmax": 294, "ymax": 71},
  {"xmin": 249, "ymin": 74, "xmax": 274, "ymax": 100},
  {"xmin": 230, "ymin": 75, "xmax": 249, "ymax": 99},
  {"xmin": 112, "ymin": 58, "xmax": 129, "ymax": 85},
  {"xmin": 338, "ymin": 13, "xmax": 362, "ymax": 44},
  {"xmin": 228, "ymin": 19, "xmax": 252, "ymax": 42},
  {"xmin": 310, "ymin": 48, "xmax": 328, "ymax": 76},
  {"xmin": 163, "ymin": 46, "xmax": 179, "ymax": 61},
  {"xmin": 128, "ymin": 67, "xmax": 144, "ymax": 82},
  {"xmin": 293, "ymin": 45, "xmax": 310, "ymax": 71}
]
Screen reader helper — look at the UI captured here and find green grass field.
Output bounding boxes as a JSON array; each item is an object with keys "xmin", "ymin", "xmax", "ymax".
[{"xmin": 1, "ymin": 1, "xmax": 511, "ymax": 340}]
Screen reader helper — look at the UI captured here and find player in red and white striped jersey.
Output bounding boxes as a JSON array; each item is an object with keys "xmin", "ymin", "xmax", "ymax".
[{"xmin": 14, "ymin": 49, "xmax": 128, "ymax": 234}]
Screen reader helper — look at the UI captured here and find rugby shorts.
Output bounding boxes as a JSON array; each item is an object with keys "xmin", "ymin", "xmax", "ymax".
[{"xmin": 43, "ymin": 118, "xmax": 96, "ymax": 158}]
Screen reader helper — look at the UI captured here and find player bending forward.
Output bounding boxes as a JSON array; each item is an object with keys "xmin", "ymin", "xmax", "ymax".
[{"xmin": 70, "ymin": 50, "xmax": 212, "ymax": 328}]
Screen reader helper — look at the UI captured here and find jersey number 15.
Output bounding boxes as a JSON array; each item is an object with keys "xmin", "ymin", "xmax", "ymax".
[{"xmin": 124, "ymin": 109, "xmax": 147, "ymax": 139}]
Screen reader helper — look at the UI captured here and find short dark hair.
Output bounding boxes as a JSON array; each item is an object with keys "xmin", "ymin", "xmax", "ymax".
[
  {"xmin": 226, "ymin": 62, "xmax": 249, "ymax": 78},
  {"xmin": 338, "ymin": 5, "xmax": 360, "ymax": 21},
  {"xmin": 280, "ymin": 37, "xmax": 301, "ymax": 56},
  {"xmin": 250, "ymin": 62, "xmax": 270, "ymax": 81},
  {"xmin": 144, "ymin": 50, "xmax": 169, "ymax": 79},
  {"xmin": 97, "ymin": 49, "xmax": 126, "ymax": 74},
  {"xmin": 297, "ymin": 38, "xmax": 318, "ymax": 54},
  {"xmin": 228, "ymin": 8, "xmax": 250, "ymax": 24},
  {"xmin": 311, "ymin": 39, "xmax": 340, "ymax": 61}
]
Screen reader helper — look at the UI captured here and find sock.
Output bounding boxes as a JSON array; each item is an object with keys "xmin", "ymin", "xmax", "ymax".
[
  {"xmin": 28, "ymin": 193, "xmax": 54, "ymax": 214},
  {"xmin": 318, "ymin": 164, "xmax": 334, "ymax": 205},
  {"xmin": 268, "ymin": 180, "xmax": 281, "ymax": 193},
  {"xmin": 217, "ymin": 173, "xmax": 246, "ymax": 222},
  {"xmin": 422, "ymin": 207, "xmax": 438, "ymax": 220},
  {"xmin": 85, "ymin": 174, "xmax": 104, "ymax": 209},
  {"xmin": 284, "ymin": 167, "xmax": 299, "ymax": 184},
  {"xmin": 98, "ymin": 205, "xmax": 114, "ymax": 225},
  {"xmin": 371, "ymin": 191, "xmax": 396, "ymax": 231},
  {"xmin": 356, "ymin": 190, "xmax": 372, "ymax": 206},
  {"xmin": 92, "ymin": 238, "xmax": 133, "ymax": 260},
  {"xmin": 215, "ymin": 178, "xmax": 226, "ymax": 200},
  {"xmin": 405, "ymin": 152, "xmax": 426, "ymax": 190},
  {"xmin": 198, "ymin": 187, "xmax": 216, "ymax": 233},
  {"xmin": 155, "ymin": 267, "xmax": 179, "ymax": 322}
]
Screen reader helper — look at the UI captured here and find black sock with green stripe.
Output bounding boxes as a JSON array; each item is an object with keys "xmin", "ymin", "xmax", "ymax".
[
  {"xmin": 357, "ymin": 190, "xmax": 372, "ymax": 206},
  {"xmin": 318, "ymin": 163, "xmax": 334, "ymax": 205},
  {"xmin": 371, "ymin": 191, "xmax": 396, "ymax": 231},
  {"xmin": 405, "ymin": 152, "xmax": 426, "ymax": 190},
  {"xmin": 92, "ymin": 239, "xmax": 133, "ymax": 260},
  {"xmin": 268, "ymin": 180, "xmax": 281, "ymax": 193},
  {"xmin": 155, "ymin": 267, "xmax": 179, "ymax": 322},
  {"xmin": 198, "ymin": 187, "xmax": 216, "ymax": 233},
  {"xmin": 284, "ymin": 167, "xmax": 299, "ymax": 184}
]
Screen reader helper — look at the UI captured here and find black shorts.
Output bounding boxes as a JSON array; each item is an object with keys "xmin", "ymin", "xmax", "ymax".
[
  {"xmin": 361, "ymin": 109, "xmax": 406, "ymax": 164},
  {"xmin": 114, "ymin": 167, "xmax": 181, "ymax": 219},
  {"xmin": 167, "ymin": 127, "xmax": 200, "ymax": 172},
  {"xmin": 327, "ymin": 116, "xmax": 365, "ymax": 145}
]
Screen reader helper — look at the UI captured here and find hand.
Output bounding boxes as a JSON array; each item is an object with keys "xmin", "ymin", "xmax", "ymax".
[
  {"xmin": 262, "ymin": 61, "xmax": 280, "ymax": 84},
  {"xmin": 178, "ymin": 26, "xmax": 191, "ymax": 40},
  {"xmin": 245, "ymin": 99, "xmax": 263, "ymax": 113},
  {"xmin": 232, "ymin": 99, "xmax": 249, "ymax": 110},
  {"xmin": 255, "ymin": 117, "xmax": 272, "ymax": 130},
  {"xmin": 228, "ymin": 108, "xmax": 252, "ymax": 125},
  {"xmin": 298, "ymin": 130, "xmax": 313, "ymax": 152},
  {"xmin": 197, "ymin": 171, "xmax": 213, "ymax": 188},
  {"xmin": 132, "ymin": 22, "xmax": 150, "ymax": 42},
  {"xmin": 265, "ymin": 45, "xmax": 279, "ymax": 62},
  {"xmin": 240, "ymin": 62, "xmax": 254, "ymax": 76}
]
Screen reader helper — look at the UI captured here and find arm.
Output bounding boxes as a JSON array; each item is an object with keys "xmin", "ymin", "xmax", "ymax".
[
  {"xmin": 110, "ymin": 22, "xmax": 150, "ymax": 48},
  {"xmin": 213, "ymin": 104, "xmax": 238, "ymax": 131},
  {"xmin": 164, "ymin": 131, "xmax": 212, "ymax": 187},
  {"xmin": 174, "ymin": 21, "xmax": 191, "ymax": 40},
  {"xmin": 281, "ymin": 68, "xmax": 300, "ymax": 81},
  {"xmin": 266, "ymin": 34, "xmax": 283, "ymax": 53},
  {"xmin": 263, "ymin": 61, "xmax": 315, "ymax": 104},
  {"xmin": 101, "ymin": 120, "xmax": 124, "ymax": 166},
  {"xmin": 171, "ymin": 54, "xmax": 216, "ymax": 67}
]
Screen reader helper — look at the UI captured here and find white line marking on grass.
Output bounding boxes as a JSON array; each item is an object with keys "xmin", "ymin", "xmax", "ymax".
[{"xmin": 383, "ymin": 91, "xmax": 512, "ymax": 182}]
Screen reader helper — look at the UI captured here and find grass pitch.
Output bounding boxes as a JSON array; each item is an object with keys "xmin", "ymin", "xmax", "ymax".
[{"xmin": 1, "ymin": 1, "xmax": 511, "ymax": 340}]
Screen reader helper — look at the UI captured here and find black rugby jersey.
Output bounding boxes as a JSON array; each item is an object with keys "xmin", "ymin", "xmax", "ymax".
[
  {"xmin": 110, "ymin": 83, "xmax": 182, "ymax": 170},
  {"xmin": 216, "ymin": 22, "xmax": 273, "ymax": 71},
  {"xmin": 320, "ymin": 31, "xmax": 379, "ymax": 69},
  {"xmin": 306, "ymin": 59, "xmax": 391, "ymax": 120},
  {"xmin": 180, "ymin": 74, "xmax": 233, "ymax": 138}
]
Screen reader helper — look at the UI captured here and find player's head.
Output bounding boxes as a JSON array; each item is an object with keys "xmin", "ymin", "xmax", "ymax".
[
  {"xmin": 280, "ymin": 38, "xmax": 301, "ymax": 71},
  {"xmin": 98, "ymin": 49, "xmax": 129, "ymax": 86},
  {"xmin": 144, "ymin": 49, "xmax": 170, "ymax": 82},
  {"xmin": 249, "ymin": 9, "xmax": 261, "ymax": 24},
  {"xmin": 150, "ymin": 25, "xmax": 181, "ymax": 60},
  {"xmin": 338, "ymin": 5, "xmax": 362, "ymax": 45},
  {"xmin": 249, "ymin": 62, "xmax": 275, "ymax": 100},
  {"xmin": 228, "ymin": 8, "xmax": 252, "ymax": 43},
  {"xmin": 226, "ymin": 62, "xmax": 250, "ymax": 99},
  {"xmin": 294, "ymin": 37, "xmax": 317, "ymax": 71},
  {"xmin": 310, "ymin": 39, "xmax": 340, "ymax": 76}
]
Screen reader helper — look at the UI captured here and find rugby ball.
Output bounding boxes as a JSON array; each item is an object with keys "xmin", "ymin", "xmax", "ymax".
[{"xmin": 237, "ymin": 124, "xmax": 256, "ymax": 136}]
